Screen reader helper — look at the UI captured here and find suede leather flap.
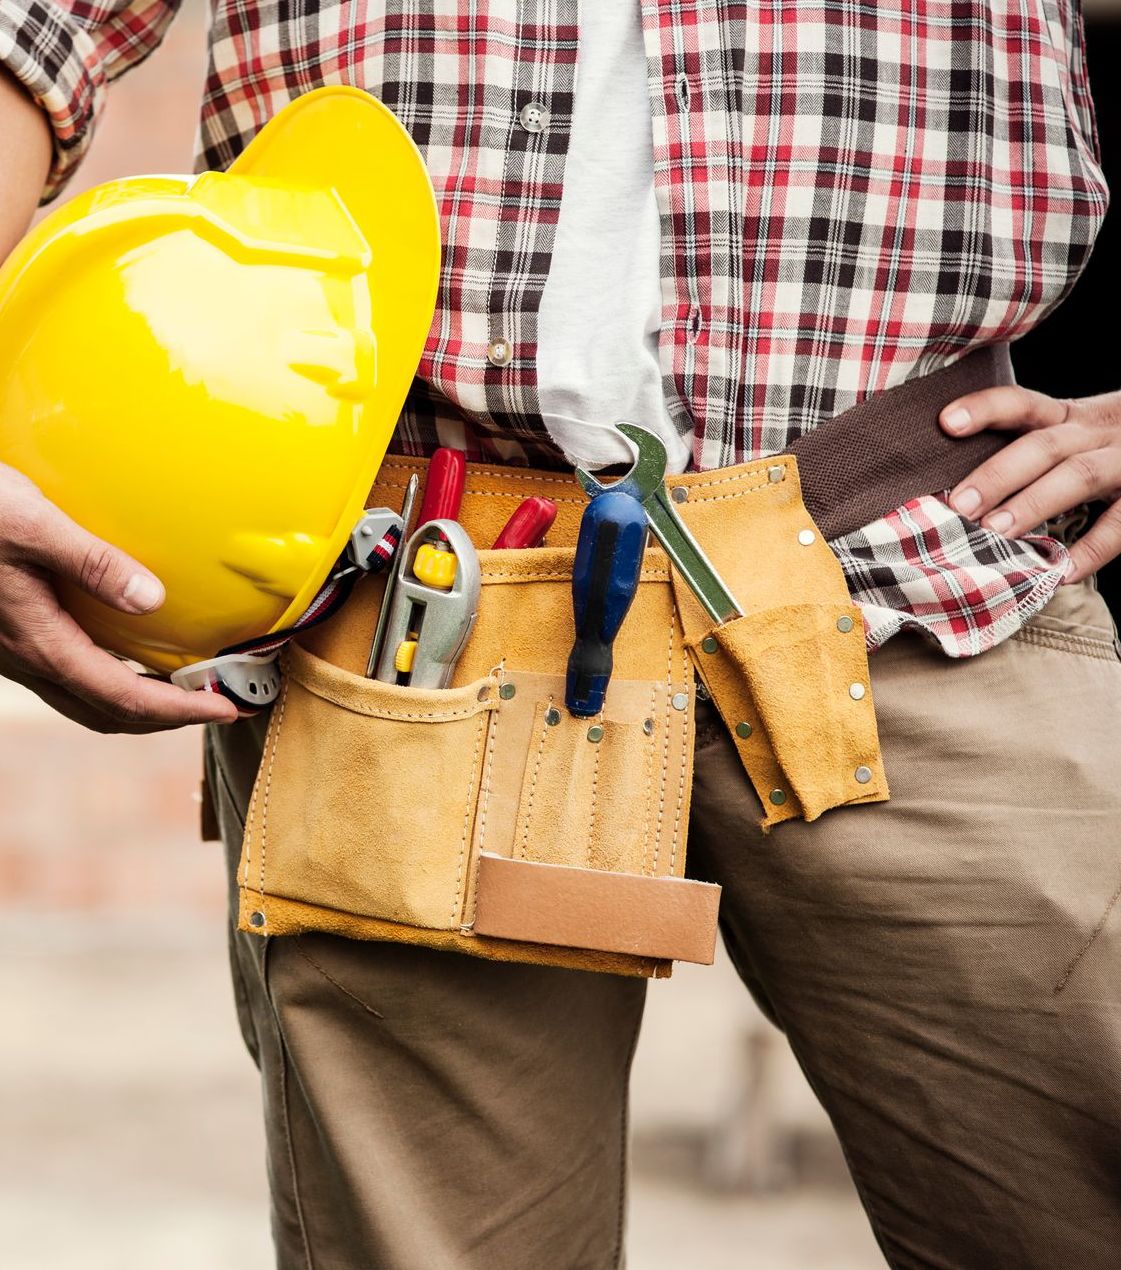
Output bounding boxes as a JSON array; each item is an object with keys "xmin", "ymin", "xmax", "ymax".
[{"xmin": 691, "ymin": 603, "xmax": 888, "ymax": 825}]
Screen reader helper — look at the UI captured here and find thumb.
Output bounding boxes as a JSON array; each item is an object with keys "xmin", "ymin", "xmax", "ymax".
[{"xmin": 25, "ymin": 501, "xmax": 166, "ymax": 614}]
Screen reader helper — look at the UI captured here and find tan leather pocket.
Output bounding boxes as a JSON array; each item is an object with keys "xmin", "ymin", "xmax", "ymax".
[
  {"xmin": 237, "ymin": 545, "xmax": 720, "ymax": 974},
  {"xmin": 691, "ymin": 603, "xmax": 887, "ymax": 824},
  {"xmin": 239, "ymin": 644, "xmax": 498, "ymax": 931}
]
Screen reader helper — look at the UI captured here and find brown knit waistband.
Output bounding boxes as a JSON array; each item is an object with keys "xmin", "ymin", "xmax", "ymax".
[
  {"xmin": 381, "ymin": 343, "xmax": 1013, "ymax": 543},
  {"xmin": 785, "ymin": 344, "xmax": 1013, "ymax": 540}
]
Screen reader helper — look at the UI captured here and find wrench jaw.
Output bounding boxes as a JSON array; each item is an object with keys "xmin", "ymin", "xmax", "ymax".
[
  {"xmin": 577, "ymin": 421, "xmax": 745, "ymax": 628},
  {"xmin": 374, "ymin": 519, "xmax": 481, "ymax": 689}
]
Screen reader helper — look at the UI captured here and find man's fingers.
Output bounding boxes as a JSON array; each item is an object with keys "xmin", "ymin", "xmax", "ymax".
[
  {"xmin": 1066, "ymin": 503, "xmax": 1121, "ymax": 585},
  {"xmin": 948, "ymin": 426, "xmax": 1087, "ymax": 520},
  {"xmin": 8, "ymin": 607, "xmax": 237, "ymax": 728},
  {"xmin": 10, "ymin": 498, "xmax": 165, "ymax": 614},
  {"xmin": 940, "ymin": 384, "xmax": 1070, "ymax": 436},
  {"xmin": 963, "ymin": 451, "xmax": 1117, "ymax": 541}
]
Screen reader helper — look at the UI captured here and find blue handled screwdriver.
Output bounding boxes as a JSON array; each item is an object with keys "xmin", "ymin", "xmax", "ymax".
[{"xmin": 565, "ymin": 488, "xmax": 649, "ymax": 717}]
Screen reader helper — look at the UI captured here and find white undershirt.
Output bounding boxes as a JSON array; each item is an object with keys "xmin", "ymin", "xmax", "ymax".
[{"xmin": 535, "ymin": 2, "xmax": 690, "ymax": 474}]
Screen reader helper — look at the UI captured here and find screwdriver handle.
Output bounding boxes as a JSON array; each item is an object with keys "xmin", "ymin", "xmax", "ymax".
[
  {"xmin": 418, "ymin": 448, "xmax": 467, "ymax": 527},
  {"xmin": 491, "ymin": 497, "xmax": 558, "ymax": 549},
  {"xmin": 566, "ymin": 490, "xmax": 648, "ymax": 717}
]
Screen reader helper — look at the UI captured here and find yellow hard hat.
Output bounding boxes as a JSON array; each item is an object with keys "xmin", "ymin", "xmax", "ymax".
[{"xmin": 0, "ymin": 86, "xmax": 440, "ymax": 676}]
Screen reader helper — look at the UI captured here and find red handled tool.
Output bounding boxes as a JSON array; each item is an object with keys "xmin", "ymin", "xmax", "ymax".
[
  {"xmin": 491, "ymin": 497, "xmax": 557, "ymax": 549},
  {"xmin": 417, "ymin": 447, "xmax": 466, "ymax": 528}
]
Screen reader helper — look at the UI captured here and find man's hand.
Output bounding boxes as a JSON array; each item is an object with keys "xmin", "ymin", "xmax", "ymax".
[
  {"xmin": 0, "ymin": 464, "xmax": 238, "ymax": 733},
  {"xmin": 940, "ymin": 385, "xmax": 1121, "ymax": 584}
]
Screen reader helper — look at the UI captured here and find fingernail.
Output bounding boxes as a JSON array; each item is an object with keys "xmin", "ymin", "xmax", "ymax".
[
  {"xmin": 986, "ymin": 510, "xmax": 1014, "ymax": 534},
  {"xmin": 952, "ymin": 486, "xmax": 982, "ymax": 516},
  {"xmin": 944, "ymin": 407, "xmax": 972, "ymax": 432},
  {"xmin": 122, "ymin": 573, "xmax": 165, "ymax": 613}
]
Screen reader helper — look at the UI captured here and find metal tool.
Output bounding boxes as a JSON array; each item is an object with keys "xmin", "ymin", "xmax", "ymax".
[
  {"xmin": 492, "ymin": 497, "xmax": 557, "ymax": 549},
  {"xmin": 566, "ymin": 490, "xmax": 648, "ymax": 717},
  {"xmin": 365, "ymin": 473, "xmax": 420, "ymax": 677},
  {"xmin": 576, "ymin": 424, "xmax": 743, "ymax": 626},
  {"xmin": 374, "ymin": 518, "xmax": 481, "ymax": 688}
]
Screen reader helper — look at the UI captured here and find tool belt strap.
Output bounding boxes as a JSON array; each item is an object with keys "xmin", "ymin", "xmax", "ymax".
[{"xmin": 786, "ymin": 343, "xmax": 1013, "ymax": 540}]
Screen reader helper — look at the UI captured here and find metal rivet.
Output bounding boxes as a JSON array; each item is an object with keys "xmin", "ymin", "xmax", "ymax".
[
  {"xmin": 769, "ymin": 789, "xmax": 787, "ymax": 806},
  {"xmin": 854, "ymin": 765, "xmax": 873, "ymax": 784},
  {"xmin": 768, "ymin": 465, "xmax": 785, "ymax": 483},
  {"xmin": 836, "ymin": 615, "xmax": 854, "ymax": 633},
  {"xmin": 798, "ymin": 529, "xmax": 815, "ymax": 546},
  {"xmin": 671, "ymin": 691, "xmax": 689, "ymax": 711},
  {"xmin": 545, "ymin": 707, "xmax": 561, "ymax": 726},
  {"xmin": 499, "ymin": 683, "xmax": 516, "ymax": 700},
  {"xmin": 701, "ymin": 635, "xmax": 719, "ymax": 654},
  {"xmin": 671, "ymin": 486, "xmax": 688, "ymax": 504},
  {"xmin": 249, "ymin": 911, "xmax": 266, "ymax": 928},
  {"xmin": 587, "ymin": 724, "xmax": 605, "ymax": 743},
  {"xmin": 643, "ymin": 718, "xmax": 655, "ymax": 735},
  {"xmin": 848, "ymin": 682, "xmax": 866, "ymax": 701},
  {"xmin": 487, "ymin": 338, "xmax": 513, "ymax": 367},
  {"xmin": 477, "ymin": 686, "xmax": 490, "ymax": 702},
  {"xmin": 736, "ymin": 721, "xmax": 752, "ymax": 739}
]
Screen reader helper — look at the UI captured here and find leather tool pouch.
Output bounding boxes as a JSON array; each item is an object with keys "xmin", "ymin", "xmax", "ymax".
[
  {"xmin": 230, "ymin": 453, "xmax": 887, "ymax": 979},
  {"xmin": 220, "ymin": 347, "xmax": 1016, "ymax": 977}
]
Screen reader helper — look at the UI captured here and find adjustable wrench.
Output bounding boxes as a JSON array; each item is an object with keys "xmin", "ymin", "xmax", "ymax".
[{"xmin": 576, "ymin": 424, "xmax": 743, "ymax": 626}]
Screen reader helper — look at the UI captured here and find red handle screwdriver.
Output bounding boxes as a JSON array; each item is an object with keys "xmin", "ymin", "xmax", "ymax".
[
  {"xmin": 417, "ymin": 448, "xmax": 466, "ymax": 528},
  {"xmin": 491, "ymin": 497, "xmax": 557, "ymax": 549}
]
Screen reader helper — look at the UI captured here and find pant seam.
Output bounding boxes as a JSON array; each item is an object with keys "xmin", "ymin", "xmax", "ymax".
[
  {"xmin": 612, "ymin": 1002, "xmax": 644, "ymax": 1269},
  {"xmin": 264, "ymin": 940, "xmax": 316, "ymax": 1270}
]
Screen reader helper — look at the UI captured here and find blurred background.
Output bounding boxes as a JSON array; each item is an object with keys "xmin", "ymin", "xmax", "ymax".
[{"xmin": 2, "ymin": 3, "xmax": 1117, "ymax": 1266}]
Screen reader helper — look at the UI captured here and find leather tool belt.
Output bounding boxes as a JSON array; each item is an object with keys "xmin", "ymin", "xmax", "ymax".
[{"xmin": 225, "ymin": 345, "xmax": 1014, "ymax": 979}]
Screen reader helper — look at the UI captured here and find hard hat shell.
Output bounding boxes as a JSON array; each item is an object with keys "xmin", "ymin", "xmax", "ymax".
[{"xmin": 0, "ymin": 87, "xmax": 440, "ymax": 673}]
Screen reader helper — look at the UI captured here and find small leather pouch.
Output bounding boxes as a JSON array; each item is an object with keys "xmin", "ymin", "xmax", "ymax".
[{"xmin": 668, "ymin": 456, "xmax": 888, "ymax": 827}]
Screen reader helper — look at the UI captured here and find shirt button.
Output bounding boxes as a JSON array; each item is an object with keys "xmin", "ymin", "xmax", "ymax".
[
  {"xmin": 487, "ymin": 338, "xmax": 513, "ymax": 367},
  {"xmin": 518, "ymin": 101, "xmax": 550, "ymax": 134}
]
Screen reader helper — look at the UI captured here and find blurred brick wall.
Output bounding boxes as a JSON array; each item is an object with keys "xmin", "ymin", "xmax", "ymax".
[{"xmin": 4, "ymin": 0, "xmax": 219, "ymax": 917}]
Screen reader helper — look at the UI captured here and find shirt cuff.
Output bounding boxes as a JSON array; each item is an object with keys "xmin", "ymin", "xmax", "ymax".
[{"xmin": 0, "ymin": 0, "xmax": 106, "ymax": 203}]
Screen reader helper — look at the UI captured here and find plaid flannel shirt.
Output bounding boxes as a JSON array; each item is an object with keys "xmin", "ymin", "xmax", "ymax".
[{"xmin": 0, "ymin": 0, "xmax": 1109, "ymax": 655}]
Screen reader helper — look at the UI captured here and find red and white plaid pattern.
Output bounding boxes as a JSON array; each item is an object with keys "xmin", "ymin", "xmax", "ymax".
[{"xmin": 0, "ymin": 0, "xmax": 1108, "ymax": 656}]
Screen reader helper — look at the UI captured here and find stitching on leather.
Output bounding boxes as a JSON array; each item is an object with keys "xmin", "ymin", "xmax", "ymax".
[
  {"xmin": 242, "ymin": 698, "xmax": 283, "ymax": 887},
  {"xmin": 1054, "ymin": 869, "xmax": 1121, "ymax": 993},
  {"xmin": 640, "ymin": 685, "xmax": 657, "ymax": 876},
  {"xmin": 668, "ymin": 640, "xmax": 691, "ymax": 877},
  {"xmin": 298, "ymin": 681, "xmax": 494, "ymax": 721},
  {"xmin": 1012, "ymin": 624, "xmax": 1118, "ymax": 661},
  {"xmin": 586, "ymin": 730, "xmax": 602, "ymax": 868},
  {"xmin": 479, "ymin": 566, "xmax": 672, "ymax": 583},
  {"xmin": 257, "ymin": 677, "xmax": 290, "ymax": 897},
  {"xmin": 466, "ymin": 705, "xmax": 502, "ymax": 929},
  {"xmin": 519, "ymin": 703, "xmax": 552, "ymax": 861},
  {"xmin": 452, "ymin": 713, "xmax": 487, "ymax": 926},
  {"xmin": 652, "ymin": 621, "xmax": 675, "ymax": 876}
]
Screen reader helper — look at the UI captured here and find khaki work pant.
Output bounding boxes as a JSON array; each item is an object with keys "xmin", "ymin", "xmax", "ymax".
[{"xmin": 206, "ymin": 579, "xmax": 1121, "ymax": 1270}]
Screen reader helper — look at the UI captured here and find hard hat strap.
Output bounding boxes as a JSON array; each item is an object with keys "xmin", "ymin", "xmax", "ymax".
[{"xmin": 170, "ymin": 514, "xmax": 403, "ymax": 712}]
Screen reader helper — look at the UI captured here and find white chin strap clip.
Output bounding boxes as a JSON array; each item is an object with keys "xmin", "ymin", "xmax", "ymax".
[{"xmin": 170, "ymin": 653, "xmax": 283, "ymax": 711}]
